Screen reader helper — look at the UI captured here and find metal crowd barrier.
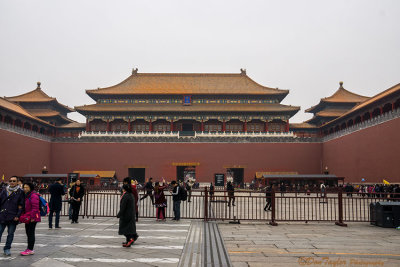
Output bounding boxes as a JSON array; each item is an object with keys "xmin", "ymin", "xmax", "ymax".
[{"xmin": 40, "ymin": 188, "xmax": 400, "ymax": 226}]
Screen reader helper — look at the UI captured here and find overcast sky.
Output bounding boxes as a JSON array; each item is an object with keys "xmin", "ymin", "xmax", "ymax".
[{"xmin": 0, "ymin": 0, "xmax": 399, "ymax": 123}]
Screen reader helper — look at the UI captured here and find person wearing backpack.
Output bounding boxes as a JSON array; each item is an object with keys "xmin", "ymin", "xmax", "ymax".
[
  {"xmin": 19, "ymin": 182, "xmax": 41, "ymax": 256},
  {"xmin": 170, "ymin": 181, "xmax": 181, "ymax": 221}
]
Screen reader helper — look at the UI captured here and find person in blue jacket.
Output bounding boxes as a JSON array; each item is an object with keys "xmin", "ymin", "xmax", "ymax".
[{"xmin": 0, "ymin": 176, "xmax": 25, "ymax": 256}]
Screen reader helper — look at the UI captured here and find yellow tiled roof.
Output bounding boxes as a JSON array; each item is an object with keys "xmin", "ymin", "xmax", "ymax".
[
  {"xmin": 306, "ymin": 82, "xmax": 369, "ymax": 113},
  {"xmin": 73, "ymin": 171, "xmax": 115, "ymax": 178},
  {"xmin": 0, "ymin": 97, "xmax": 51, "ymax": 125},
  {"xmin": 5, "ymin": 82, "xmax": 74, "ymax": 112},
  {"xmin": 322, "ymin": 82, "xmax": 400, "ymax": 127},
  {"xmin": 86, "ymin": 72, "xmax": 289, "ymax": 97}
]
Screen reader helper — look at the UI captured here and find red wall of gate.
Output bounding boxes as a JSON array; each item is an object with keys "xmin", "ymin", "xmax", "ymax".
[
  {"xmin": 50, "ymin": 142, "xmax": 322, "ymax": 182},
  {"xmin": 2, "ymin": 117, "xmax": 399, "ymax": 183},
  {"xmin": 322, "ymin": 117, "xmax": 400, "ymax": 183},
  {"xmin": 0, "ymin": 129, "xmax": 51, "ymax": 178}
]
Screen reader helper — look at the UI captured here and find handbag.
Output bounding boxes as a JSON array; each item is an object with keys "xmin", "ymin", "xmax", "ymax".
[{"xmin": 19, "ymin": 214, "xmax": 30, "ymax": 224}]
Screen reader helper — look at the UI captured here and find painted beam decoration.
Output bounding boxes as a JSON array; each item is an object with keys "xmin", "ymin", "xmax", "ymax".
[{"xmin": 88, "ymin": 115, "xmax": 290, "ymax": 122}]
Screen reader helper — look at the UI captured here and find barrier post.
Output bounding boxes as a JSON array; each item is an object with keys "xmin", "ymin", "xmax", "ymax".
[
  {"xmin": 204, "ymin": 186, "xmax": 209, "ymax": 221},
  {"xmin": 84, "ymin": 189, "xmax": 89, "ymax": 219},
  {"xmin": 335, "ymin": 187, "xmax": 347, "ymax": 227},
  {"xmin": 269, "ymin": 188, "xmax": 278, "ymax": 226}
]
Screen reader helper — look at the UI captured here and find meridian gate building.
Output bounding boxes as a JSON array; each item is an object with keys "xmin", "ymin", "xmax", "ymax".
[
  {"xmin": 76, "ymin": 69, "xmax": 298, "ymax": 137},
  {"xmin": 1, "ymin": 69, "xmax": 400, "ymax": 184}
]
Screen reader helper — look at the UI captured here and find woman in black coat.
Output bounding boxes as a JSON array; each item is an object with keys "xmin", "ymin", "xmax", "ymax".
[
  {"xmin": 117, "ymin": 184, "xmax": 138, "ymax": 247},
  {"xmin": 69, "ymin": 180, "xmax": 85, "ymax": 224}
]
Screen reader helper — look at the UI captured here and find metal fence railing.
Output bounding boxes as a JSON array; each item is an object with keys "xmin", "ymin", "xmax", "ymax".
[{"xmin": 41, "ymin": 188, "xmax": 399, "ymax": 226}]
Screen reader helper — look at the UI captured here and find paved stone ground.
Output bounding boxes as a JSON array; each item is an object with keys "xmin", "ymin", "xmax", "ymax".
[
  {"xmin": 219, "ymin": 221, "xmax": 400, "ymax": 267},
  {"xmin": 2, "ymin": 216, "xmax": 399, "ymax": 266},
  {"xmin": 0, "ymin": 217, "xmax": 189, "ymax": 267}
]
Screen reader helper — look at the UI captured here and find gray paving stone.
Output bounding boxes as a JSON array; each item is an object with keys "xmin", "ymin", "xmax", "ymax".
[
  {"xmin": 31, "ymin": 258, "xmax": 78, "ymax": 267},
  {"xmin": 220, "ymin": 222, "xmax": 400, "ymax": 267},
  {"xmin": 1, "ymin": 217, "xmax": 188, "ymax": 267}
]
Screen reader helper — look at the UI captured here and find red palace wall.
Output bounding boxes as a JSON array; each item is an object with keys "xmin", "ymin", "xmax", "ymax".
[
  {"xmin": 0, "ymin": 129, "xmax": 51, "ymax": 178},
  {"xmin": 323, "ymin": 117, "xmax": 400, "ymax": 183},
  {"xmin": 50, "ymin": 142, "xmax": 322, "ymax": 183},
  {"xmin": 2, "ymin": 117, "xmax": 399, "ymax": 183}
]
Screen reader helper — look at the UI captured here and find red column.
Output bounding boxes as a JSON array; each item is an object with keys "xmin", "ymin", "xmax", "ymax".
[
  {"xmin": 170, "ymin": 120, "xmax": 174, "ymax": 131},
  {"xmin": 12, "ymin": 119, "xmax": 15, "ymax": 127},
  {"xmin": 392, "ymin": 102, "xmax": 395, "ymax": 111},
  {"xmin": 264, "ymin": 121, "xmax": 268, "ymax": 132},
  {"xmin": 128, "ymin": 119, "xmax": 131, "ymax": 132},
  {"xmin": 222, "ymin": 120, "xmax": 226, "ymax": 132},
  {"xmin": 149, "ymin": 119, "xmax": 153, "ymax": 132},
  {"xmin": 201, "ymin": 120, "xmax": 204, "ymax": 131},
  {"xmin": 85, "ymin": 119, "xmax": 89, "ymax": 131},
  {"xmin": 244, "ymin": 120, "xmax": 247, "ymax": 132},
  {"xmin": 22, "ymin": 122, "xmax": 25, "ymax": 129},
  {"xmin": 286, "ymin": 120, "xmax": 289, "ymax": 132},
  {"xmin": 369, "ymin": 111, "xmax": 372, "ymax": 119},
  {"xmin": 106, "ymin": 120, "xmax": 110, "ymax": 132},
  {"xmin": 30, "ymin": 125, "xmax": 33, "ymax": 131},
  {"xmin": 380, "ymin": 107, "xmax": 383, "ymax": 115}
]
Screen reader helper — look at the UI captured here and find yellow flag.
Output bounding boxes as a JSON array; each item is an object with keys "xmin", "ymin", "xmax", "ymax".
[
  {"xmin": 1, "ymin": 174, "xmax": 4, "ymax": 181},
  {"xmin": 383, "ymin": 179, "xmax": 390, "ymax": 185}
]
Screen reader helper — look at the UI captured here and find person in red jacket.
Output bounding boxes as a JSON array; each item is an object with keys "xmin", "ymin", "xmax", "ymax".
[
  {"xmin": 131, "ymin": 180, "xmax": 139, "ymax": 222},
  {"xmin": 20, "ymin": 182, "xmax": 41, "ymax": 256}
]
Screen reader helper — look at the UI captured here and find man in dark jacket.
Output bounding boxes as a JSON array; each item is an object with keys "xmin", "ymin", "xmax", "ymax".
[
  {"xmin": 170, "ymin": 181, "xmax": 181, "ymax": 221},
  {"xmin": 227, "ymin": 181, "xmax": 235, "ymax": 207},
  {"xmin": 69, "ymin": 180, "xmax": 85, "ymax": 224},
  {"xmin": 48, "ymin": 178, "xmax": 65, "ymax": 229},
  {"xmin": 0, "ymin": 176, "xmax": 25, "ymax": 256},
  {"xmin": 264, "ymin": 185, "xmax": 272, "ymax": 211},
  {"xmin": 140, "ymin": 177, "xmax": 154, "ymax": 205}
]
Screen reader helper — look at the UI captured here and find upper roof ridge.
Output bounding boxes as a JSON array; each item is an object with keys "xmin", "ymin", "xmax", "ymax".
[
  {"xmin": 306, "ymin": 81, "xmax": 370, "ymax": 113},
  {"xmin": 5, "ymin": 82, "xmax": 74, "ymax": 112},
  {"xmin": 85, "ymin": 69, "xmax": 290, "ymax": 102}
]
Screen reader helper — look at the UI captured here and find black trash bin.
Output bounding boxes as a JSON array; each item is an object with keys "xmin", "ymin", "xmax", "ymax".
[{"xmin": 373, "ymin": 202, "xmax": 400, "ymax": 228}]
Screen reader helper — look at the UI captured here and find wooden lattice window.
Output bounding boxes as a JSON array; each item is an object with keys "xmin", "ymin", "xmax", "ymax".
[
  {"xmin": 154, "ymin": 123, "xmax": 171, "ymax": 132},
  {"xmin": 269, "ymin": 123, "xmax": 284, "ymax": 132},
  {"xmin": 247, "ymin": 123, "xmax": 263, "ymax": 132},
  {"xmin": 133, "ymin": 123, "xmax": 149, "ymax": 131},
  {"xmin": 205, "ymin": 124, "xmax": 222, "ymax": 132},
  {"xmin": 111, "ymin": 121, "xmax": 128, "ymax": 131},
  {"xmin": 226, "ymin": 123, "xmax": 243, "ymax": 132},
  {"xmin": 91, "ymin": 121, "xmax": 107, "ymax": 131}
]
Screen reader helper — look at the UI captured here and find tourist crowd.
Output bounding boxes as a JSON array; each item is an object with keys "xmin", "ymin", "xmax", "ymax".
[
  {"xmin": 1, "ymin": 175, "xmax": 398, "ymax": 256},
  {"xmin": 0, "ymin": 176, "xmax": 85, "ymax": 257}
]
